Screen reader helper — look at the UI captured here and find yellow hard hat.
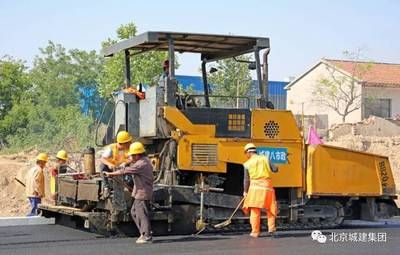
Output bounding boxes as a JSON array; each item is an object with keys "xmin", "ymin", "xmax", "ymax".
[
  {"xmin": 244, "ymin": 143, "xmax": 257, "ymax": 152},
  {"xmin": 116, "ymin": 131, "xmax": 133, "ymax": 144},
  {"xmin": 36, "ymin": 153, "xmax": 49, "ymax": 162},
  {"xmin": 56, "ymin": 150, "xmax": 68, "ymax": 161},
  {"xmin": 128, "ymin": 142, "xmax": 146, "ymax": 155}
]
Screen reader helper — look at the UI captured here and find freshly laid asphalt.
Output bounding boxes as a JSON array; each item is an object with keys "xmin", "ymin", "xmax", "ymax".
[{"xmin": 0, "ymin": 221, "xmax": 399, "ymax": 255}]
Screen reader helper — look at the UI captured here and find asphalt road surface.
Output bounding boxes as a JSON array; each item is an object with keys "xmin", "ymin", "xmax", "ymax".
[{"xmin": 1, "ymin": 221, "xmax": 400, "ymax": 255}]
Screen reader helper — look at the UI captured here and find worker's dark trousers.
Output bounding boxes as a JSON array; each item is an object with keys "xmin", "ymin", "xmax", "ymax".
[
  {"xmin": 100, "ymin": 163, "xmax": 112, "ymax": 188},
  {"xmin": 131, "ymin": 199, "xmax": 151, "ymax": 237}
]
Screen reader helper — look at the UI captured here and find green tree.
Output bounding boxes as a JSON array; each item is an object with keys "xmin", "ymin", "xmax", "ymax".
[
  {"xmin": 312, "ymin": 50, "xmax": 372, "ymax": 123},
  {"xmin": 69, "ymin": 48, "xmax": 104, "ymax": 120},
  {"xmin": 29, "ymin": 42, "xmax": 80, "ymax": 107},
  {"xmin": 208, "ymin": 55, "xmax": 253, "ymax": 107},
  {"xmin": 97, "ymin": 22, "xmax": 168, "ymax": 97},
  {"xmin": 0, "ymin": 41, "xmax": 102, "ymax": 151},
  {"xmin": 0, "ymin": 56, "xmax": 29, "ymax": 120}
]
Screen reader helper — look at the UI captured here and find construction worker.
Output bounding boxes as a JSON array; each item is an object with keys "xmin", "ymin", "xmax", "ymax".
[
  {"xmin": 49, "ymin": 150, "xmax": 68, "ymax": 201},
  {"xmin": 105, "ymin": 142, "xmax": 153, "ymax": 244},
  {"xmin": 242, "ymin": 143, "xmax": 278, "ymax": 238},
  {"xmin": 100, "ymin": 131, "xmax": 133, "ymax": 196},
  {"xmin": 162, "ymin": 59, "xmax": 169, "ymax": 78},
  {"xmin": 55, "ymin": 150, "xmax": 68, "ymax": 174},
  {"xmin": 25, "ymin": 153, "xmax": 48, "ymax": 216}
]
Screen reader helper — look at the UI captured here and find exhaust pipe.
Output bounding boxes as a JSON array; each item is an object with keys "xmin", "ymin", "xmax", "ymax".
[{"xmin": 262, "ymin": 48, "xmax": 270, "ymax": 104}]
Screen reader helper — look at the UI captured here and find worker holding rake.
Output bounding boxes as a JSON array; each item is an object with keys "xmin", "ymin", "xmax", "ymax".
[{"xmin": 242, "ymin": 143, "xmax": 278, "ymax": 238}]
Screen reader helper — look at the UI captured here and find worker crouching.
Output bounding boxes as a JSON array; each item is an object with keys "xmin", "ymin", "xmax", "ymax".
[
  {"xmin": 100, "ymin": 131, "xmax": 133, "ymax": 197},
  {"xmin": 25, "ymin": 153, "xmax": 48, "ymax": 216},
  {"xmin": 105, "ymin": 142, "xmax": 154, "ymax": 244},
  {"xmin": 242, "ymin": 143, "xmax": 278, "ymax": 238}
]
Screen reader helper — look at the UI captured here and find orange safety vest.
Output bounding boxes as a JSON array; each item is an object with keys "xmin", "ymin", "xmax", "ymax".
[
  {"xmin": 109, "ymin": 143, "xmax": 130, "ymax": 166},
  {"xmin": 243, "ymin": 155, "xmax": 277, "ymax": 213},
  {"xmin": 50, "ymin": 167, "xmax": 58, "ymax": 198}
]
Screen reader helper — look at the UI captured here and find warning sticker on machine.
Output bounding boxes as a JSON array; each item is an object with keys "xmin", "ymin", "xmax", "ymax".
[{"xmin": 256, "ymin": 147, "xmax": 288, "ymax": 164}]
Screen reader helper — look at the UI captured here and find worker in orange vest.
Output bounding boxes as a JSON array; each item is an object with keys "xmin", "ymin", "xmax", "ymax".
[
  {"xmin": 242, "ymin": 143, "xmax": 278, "ymax": 238},
  {"xmin": 25, "ymin": 153, "xmax": 48, "ymax": 216},
  {"xmin": 49, "ymin": 150, "xmax": 69, "ymax": 202},
  {"xmin": 100, "ymin": 131, "xmax": 133, "ymax": 197}
]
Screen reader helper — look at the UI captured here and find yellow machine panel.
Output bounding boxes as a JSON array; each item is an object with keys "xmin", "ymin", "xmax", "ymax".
[
  {"xmin": 219, "ymin": 140, "xmax": 303, "ymax": 188},
  {"xmin": 163, "ymin": 106, "xmax": 215, "ymax": 136},
  {"xmin": 177, "ymin": 135, "xmax": 226, "ymax": 173},
  {"xmin": 307, "ymin": 144, "xmax": 396, "ymax": 197},
  {"xmin": 251, "ymin": 109, "xmax": 302, "ymax": 141},
  {"xmin": 169, "ymin": 107, "xmax": 305, "ymax": 188}
]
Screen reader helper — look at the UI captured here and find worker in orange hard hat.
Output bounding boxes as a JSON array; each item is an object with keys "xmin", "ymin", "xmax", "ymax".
[
  {"xmin": 100, "ymin": 131, "xmax": 133, "ymax": 197},
  {"xmin": 25, "ymin": 153, "xmax": 48, "ymax": 216},
  {"xmin": 242, "ymin": 143, "xmax": 278, "ymax": 238}
]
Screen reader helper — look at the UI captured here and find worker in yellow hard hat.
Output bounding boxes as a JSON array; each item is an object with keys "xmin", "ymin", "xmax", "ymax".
[
  {"xmin": 56, "ymin": 150, "xmax": 68, "ymax": 162},
  {"xmin": 105, "ymin": 142, "xmax": 154, "ymax": 244},
  {"xmin": 100, "ymin": 131, "xmax": 133, "ymax": 197},
  {"xmin": 49, "ymin": 150, "xmax": 69, "ymax": 202},
  {"xmin": 55, "ymin": 150, "xmax": 69, "ymax": 173},
  {"xmin": 242, "ymin": 143, "xmax": 278, "ymax": 238},
  {"xmin": 25, "ymin": 153, "xmax": 48, "ymax": 216}
]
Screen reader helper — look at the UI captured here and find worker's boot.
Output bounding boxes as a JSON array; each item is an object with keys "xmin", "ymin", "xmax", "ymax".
[
  {"xmin": 250, "ymin": 232, "xmax": 260, "ymax": 238},
  {"xmin": 136, "ymin": 235, "xmax": 153, "ymax": 244}
]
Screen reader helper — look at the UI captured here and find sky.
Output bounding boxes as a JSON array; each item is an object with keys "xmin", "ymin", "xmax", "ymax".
[{"xmin": 1, "ymin": 0, "xmax": 399, "ymax": 81}]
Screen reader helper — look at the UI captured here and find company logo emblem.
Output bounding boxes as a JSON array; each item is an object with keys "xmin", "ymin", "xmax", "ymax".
[{"xmin": 311, "ymin": 230, "xmax": 327, "ymax": 244}]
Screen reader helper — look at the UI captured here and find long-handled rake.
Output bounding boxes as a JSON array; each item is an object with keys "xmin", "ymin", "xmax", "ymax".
[{"xmin": 214, "ymin": 196, "xmax": 246, "ymax": 229}]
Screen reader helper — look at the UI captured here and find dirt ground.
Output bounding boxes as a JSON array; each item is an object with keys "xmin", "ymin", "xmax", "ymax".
[
  {"xmin": 0, "ymin": 150, "xmax": 86, "ymax": 217},
  {"xmin": 0, "ymin": 152, "xmax": 34, "ymax": 217}
]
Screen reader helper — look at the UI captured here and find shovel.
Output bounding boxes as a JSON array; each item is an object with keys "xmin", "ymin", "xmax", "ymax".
[
  {"xmin": 14, "ymin": 177, "xmax": 26, "ymax": 187},
  {"xmin": 214, "ymin": 196, "xmax": 246, "ymax": 229}
]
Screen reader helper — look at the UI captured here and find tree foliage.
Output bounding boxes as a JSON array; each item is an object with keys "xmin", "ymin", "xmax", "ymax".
[
  {"xmin": 0, "ymin": 42, "xmax": 102, "ymax": 151},
  {"xmin": 0, "ymin": 21, "xmax": 175, "ymax": 152},
  {"xmin": 97, "ymin": 22, "xmax": 168, "ymax": 97},
  {"xmin": 207, "ymin": 55, "xmax": 253, "ymax": 107},
  {"xmin": 0, "ymin": 57, "xmax": 29, "ymax": 120},
  {"xmin": 312, "ymin": 50, "xmax": 372, "ymax": 123}
]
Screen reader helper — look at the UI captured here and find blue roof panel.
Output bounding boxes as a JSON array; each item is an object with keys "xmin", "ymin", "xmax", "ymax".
[
  {"xmin": 176, "ymin": 75, "xmax": 204, "ymax": 91},
  {"xmin": 176, "ymin": 75, "xmax": 288, "ymax": 95}
]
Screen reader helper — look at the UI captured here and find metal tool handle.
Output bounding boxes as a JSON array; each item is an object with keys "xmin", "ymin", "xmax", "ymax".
[{"xmin": 227, "ymin": 196, "xmax": 246, "ymax": 221}]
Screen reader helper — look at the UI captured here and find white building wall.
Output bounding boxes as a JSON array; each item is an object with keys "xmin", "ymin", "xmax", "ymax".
[
  {"xmin": 363, "ymin": 87, "xmax": 400, "ymax": 119},
  {"xmin": 286, "ymin": 62, "xmax": 362, "ymax": 127}
]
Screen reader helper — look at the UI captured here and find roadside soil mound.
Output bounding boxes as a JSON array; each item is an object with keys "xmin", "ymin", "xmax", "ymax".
[{"xmin": 0, "ymin": 152, "xmax": 34, "ymax": 217}]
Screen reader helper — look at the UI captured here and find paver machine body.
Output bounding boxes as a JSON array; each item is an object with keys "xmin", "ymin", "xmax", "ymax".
[{"xmin": 40, "ymin": 31, "xmax": 397, "ymax": 235}]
